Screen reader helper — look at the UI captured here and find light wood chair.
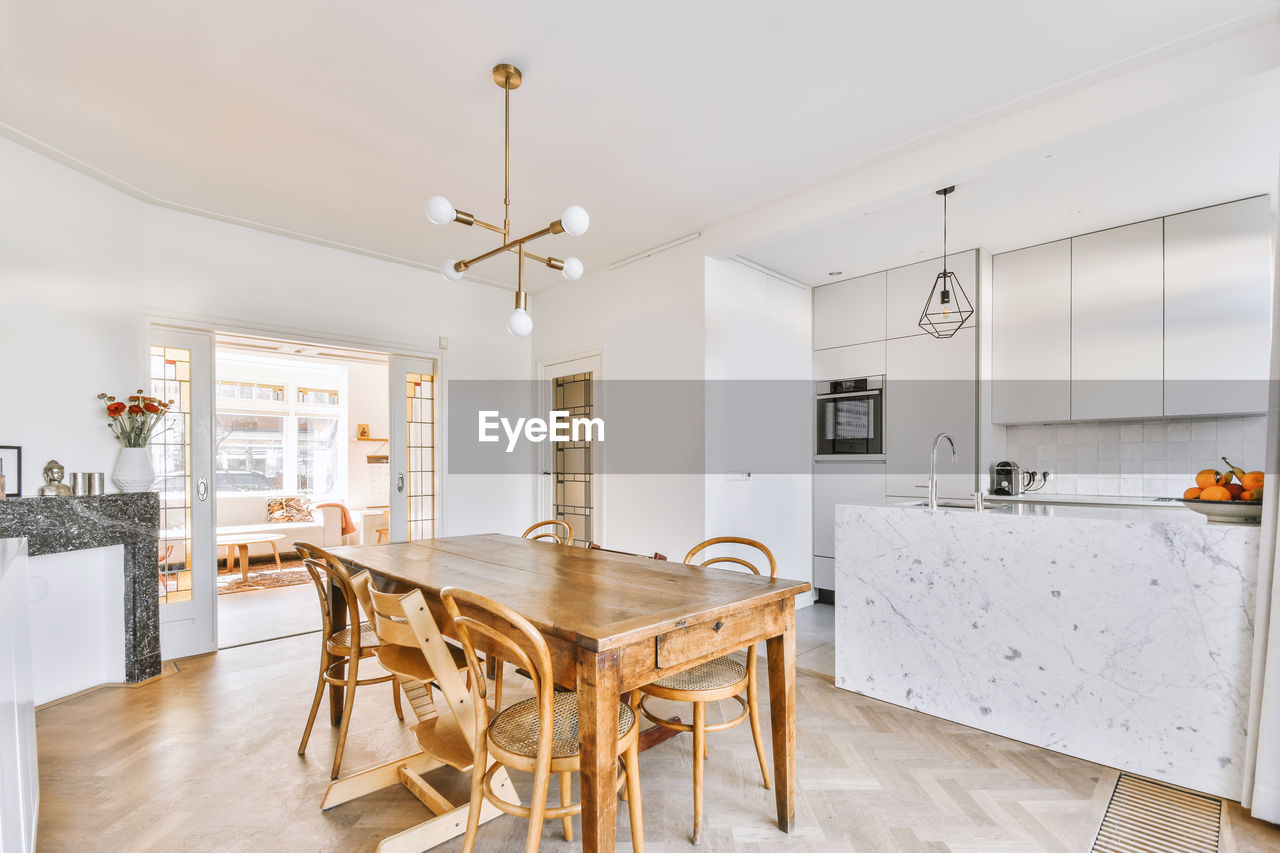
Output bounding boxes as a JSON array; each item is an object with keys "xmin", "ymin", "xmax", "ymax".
[
  {"xmin": 295, "ymin": 542, "xmax": 405, "ymax": 780},
  {"xmin": 441, "ymin": 585, "xmax": 644, "ymax": 853},
  {"xmin": 634, "ymin": 536, "xmax": 775, "ymax": 843},
  {"xmin": 375, "ymin": 527, "xmax": 390, "ymax": 544},
  {"xmin": 521, "ymin": 520, "xmax": 574, "ymax": 545},
  {"xmin": 321, "ymin": 576, "xmax": 510, "ymax": 852},
  {"xmin": 490, "ymin": 518, "xmax": 577, "ymax": 712}
]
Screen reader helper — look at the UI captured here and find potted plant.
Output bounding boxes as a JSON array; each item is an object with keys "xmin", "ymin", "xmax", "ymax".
[{"xmin": 98, "ymin": 391, "xmax": 173, "ymax": 492}]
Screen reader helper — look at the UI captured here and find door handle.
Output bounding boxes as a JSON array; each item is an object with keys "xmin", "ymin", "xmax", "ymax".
[
  {"xmin": 397, "ymin": 473, "xmax": 405, "ymax": 493},
  {"xmin": 540, "ymin": 471, "xmax": 552, "ymax": 475},
  {"xmin": 196, "ymin": 476, "xmax": 209, "ymax": 501}
]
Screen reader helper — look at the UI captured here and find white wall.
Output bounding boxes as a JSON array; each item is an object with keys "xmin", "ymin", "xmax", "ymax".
[
  {"xmin": 704, "ymin": 258, "xmax": 813, "ymax": 591},
  {"xmin": 0, "ymin": 137, "xmax": 535, "ymax": 541},
  {"xmin": 0, "ymin": 139, "xmax": 144, "ymax": 493},
  {"xmin": 346, "ymin": 360, "xmax": 390, "ymax": 510},
  {"xmin": 530, "ymin": 241, "xmax": 706, "ymax": 560}
]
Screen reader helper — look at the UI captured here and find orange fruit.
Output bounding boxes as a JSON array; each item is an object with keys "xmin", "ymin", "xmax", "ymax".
[
  {"xmin": 1241, "ymin": 489, "xmax": 1261, "ymax": 502},
  {"xmin": 1200, "ymin": 485, "xmax": 1232, "ymax": 502},
  {"xmin": 1183, "ymin": 486, "xmax": 1202, "ymax": 500},
  {"xmin": 1225, "ymin": 483, "xmax": 1245, "ymax": 499},
  {"xmin": 1243, "ymin": 471, "xmax": 1265, "ymax": 491},
  {"xmin": 1195, "ymin": 469, "xmax": 1222, "ymax": 489}
]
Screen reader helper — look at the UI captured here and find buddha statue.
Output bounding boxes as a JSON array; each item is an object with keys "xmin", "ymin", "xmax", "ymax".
[{"xmin": 38, "ymin": 459, "xmax": 73, "ymax": 497}]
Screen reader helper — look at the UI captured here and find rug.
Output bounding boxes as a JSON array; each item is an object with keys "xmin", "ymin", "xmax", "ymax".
[{"xmin": 217, "ymin": 558, "xmax": 313, "ymax": 595}]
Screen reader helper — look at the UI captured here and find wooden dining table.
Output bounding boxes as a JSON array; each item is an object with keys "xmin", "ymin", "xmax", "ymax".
[{"xmin": 326, "ymin": 533, "xmax": 811, "ymax": 852}]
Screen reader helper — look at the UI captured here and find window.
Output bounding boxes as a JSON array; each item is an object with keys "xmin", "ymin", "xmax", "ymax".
[{"xmin": 214, "ymin": 355, "xmax": 347, "ymax": 498}]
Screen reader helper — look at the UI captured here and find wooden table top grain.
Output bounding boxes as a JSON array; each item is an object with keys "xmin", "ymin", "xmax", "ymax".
[{"xmin": 329, "ymin": 533, "xmax": 811, "ymax": 652}]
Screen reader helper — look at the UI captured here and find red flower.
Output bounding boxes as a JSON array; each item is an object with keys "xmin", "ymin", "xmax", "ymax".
[
  {"xmin": 144, "ymin": 402, "xmax": 160, "ymax": 414},
  {"xmin": 128, "ymin": 404, "xmax": 143, "ymax": 415},
  {"xmin": 128, "ymin": 395, "xmax": 140, "ymax": 402},
  {"xmin": 106, "ymin": 402, "xmax": 126, "ymax": 416}
]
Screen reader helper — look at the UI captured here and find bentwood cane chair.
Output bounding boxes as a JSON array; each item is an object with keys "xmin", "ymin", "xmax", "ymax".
[
  {"xmin": 522, "ymin": 520, "xmax": 574, "ymax": 545},
  {"xmin": 295, "ymin": 542, "xmax": 403, "ymax": 779},
  {"xmin": 634, "ymin": 536, "xmax": 775, "ymax": 843},
  {"xmin": 441, "ymin": 585, "xmax": 645, "ymax": 853},
  {"xmin": 483, "ymin": 519, "xmax": 578, "ymax": 712}
]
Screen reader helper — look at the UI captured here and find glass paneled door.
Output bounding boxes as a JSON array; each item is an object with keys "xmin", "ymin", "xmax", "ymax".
[
  {"xmin": 540, "ymin": 355, "xmax": 603, "ymax": 547},
  {"xmin": 149, "ymin": 327, "xmax": 216, "ymax": 658},
  {"xmin": 389, "ymin": 355, "xmax": 437, "ymax": 542}
]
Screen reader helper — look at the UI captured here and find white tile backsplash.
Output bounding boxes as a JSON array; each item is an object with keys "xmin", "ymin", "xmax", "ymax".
[{"xmin": 1003, "ymin": 415, "xmax": 1267, "ymax": 498}]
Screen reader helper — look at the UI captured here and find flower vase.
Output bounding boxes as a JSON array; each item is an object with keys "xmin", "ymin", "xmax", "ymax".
[{"xmin": 112, "ymin": 447, "xmax": 156, "ymax": 493}]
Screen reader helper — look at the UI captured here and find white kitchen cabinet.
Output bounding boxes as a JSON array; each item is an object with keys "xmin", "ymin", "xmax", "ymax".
[
  {"xmin": 1070, "ymin": 219, "xmax": 1164, "ymax": 420},
  {"xmin": 813, "ymin": 340, "xmax": 886, "ymax": 381},
  {"xmin": 991, "ymin": 239, "xmax": 1072, "ymax": 423},
  {"xmin": 813, "ymin": 271, "xmax": 886, "ymax": 350},
  {"xmin": 886, "ymin": 250, "xmax": 977, "ymax": 340},
  {"xmin": 885, "ymin": 327, "xmax": 977, "ymax": 499},
  {"xmin": 1164, "ymin": 196, "xmax": 1272, "ymax": 416}
]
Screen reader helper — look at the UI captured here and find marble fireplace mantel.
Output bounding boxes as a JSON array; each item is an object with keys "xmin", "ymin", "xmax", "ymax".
[{"xmin": 0, "ymin": 494, "xmax": 160, "ymax": 683}]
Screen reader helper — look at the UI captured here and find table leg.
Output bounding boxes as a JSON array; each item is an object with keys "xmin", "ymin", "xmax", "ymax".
[
  {"xmin": 270, "ymin": 540, "xmax": 283, "ymax": 570},
  {"xmin": 237, "ymin": 544, "xmax": 250, "ymax": 582},
  {"xmin": 328, "ymin": 577, "xmax": 348, "ymax": 726},
  {"xmin": 577, "ymin": 647, "xmax": 620, "ymax": 853},
  {"xmin": 766, "ymin": 598, "xmax": 797, "ymax": 833}
]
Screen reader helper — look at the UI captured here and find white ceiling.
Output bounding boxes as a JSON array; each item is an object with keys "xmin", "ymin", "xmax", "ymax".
[
  {"xmin": 742, "ymin": 78, "xmax": 1280, "ymax": 285},
  {"xmin": 0, "ymin": 1, "xmax": 1276, "ymax": 289}
]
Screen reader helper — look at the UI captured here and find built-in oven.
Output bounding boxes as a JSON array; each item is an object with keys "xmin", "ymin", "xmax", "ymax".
[{"xmin": 815, "ymin": 375, "xmax": 884, "ymax": 457}]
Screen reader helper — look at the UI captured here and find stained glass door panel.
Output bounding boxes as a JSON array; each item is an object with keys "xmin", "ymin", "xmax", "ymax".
[
  {"xmin": 149, "ymin": 327, "xmax": 216, "ymax": 658},
  {"xmin": 389, "ymin": 355, "xmax": 437, "ymax": 542}
]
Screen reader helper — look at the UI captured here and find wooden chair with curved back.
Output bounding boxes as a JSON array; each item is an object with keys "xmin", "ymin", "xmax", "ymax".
[
  {"xmin": 483, "ymin": 519, "xmax": 578, "ymax": 713},
  {"xmin": 634, "ymin": 536, "xmax": 775, "ymax": 843},
  {"xmin": 441, "ymin": 585, "xmax": 644, "ymax": 853},
  {"xmin": 294, "ymin": 542, "xmax": 403, "ymax": 780},
  {"xmin": 521, "ymin": 520, "xmax": 574, "ymax": 545},
  {"xmin": 320, "ymin": 575, "xmax": 512, "ymax": 851}
]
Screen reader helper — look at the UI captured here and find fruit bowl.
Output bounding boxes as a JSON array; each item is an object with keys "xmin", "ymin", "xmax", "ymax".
[{"xmin": 1177, "ymin": 498, "xmax": 1264, "ymax": 525}]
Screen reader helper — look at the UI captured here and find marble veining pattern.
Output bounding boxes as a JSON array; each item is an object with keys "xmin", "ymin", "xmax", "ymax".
[
  {"xmin": 0, "ymin": 494, "xmax": 160, "ymax": 682},
  {"xmin": 835, "ymin": 503, "xmax": 1258, "ymax": 798}
]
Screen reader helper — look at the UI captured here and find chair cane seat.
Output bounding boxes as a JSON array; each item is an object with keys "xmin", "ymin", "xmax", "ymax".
[
  {"xmin": 648, "ymin": 656, "xmax": 746, "ymax": 693},
  {"xmin": 488, "ymin": 691, "xmax": 636, "ymax": 760},
  {"xmin": 328, "ymin": 621, "xmax": 380, "ymax": 654}
]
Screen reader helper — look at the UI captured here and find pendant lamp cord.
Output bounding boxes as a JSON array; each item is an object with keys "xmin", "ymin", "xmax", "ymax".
[{"xmin": 941, "ymin": 189, "xmax": 948, "ymax": 275}]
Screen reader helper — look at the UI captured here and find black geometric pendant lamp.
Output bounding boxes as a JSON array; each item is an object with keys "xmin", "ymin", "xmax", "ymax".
[{"xmin": 917, "ymin": 185, "xmax": 974, "ymax": 338}]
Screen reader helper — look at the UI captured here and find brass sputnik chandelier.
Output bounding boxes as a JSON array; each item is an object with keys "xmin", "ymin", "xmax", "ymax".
[{"xmin": 425, "ymin": 63, "xmax": 588, "ymax": 337}]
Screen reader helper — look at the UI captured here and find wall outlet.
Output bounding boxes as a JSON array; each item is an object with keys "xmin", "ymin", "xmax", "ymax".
[{"xmin": 438, "ymin": 336, "xmax": 449, "ymax": 350}]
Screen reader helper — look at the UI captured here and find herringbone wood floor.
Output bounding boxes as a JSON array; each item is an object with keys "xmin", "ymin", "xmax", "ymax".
[{"xmin": 33, "ymin": 618, "xmax": 1279, "ymax": 852}]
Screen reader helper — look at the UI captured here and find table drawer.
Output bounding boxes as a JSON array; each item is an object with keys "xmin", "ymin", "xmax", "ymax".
[{"xmin": 655, "ymin": 607, "xmax": 774, "ymax": 670}]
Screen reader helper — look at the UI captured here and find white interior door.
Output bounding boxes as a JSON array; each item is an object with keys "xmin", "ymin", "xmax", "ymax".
[
  {"xmin": 389, "ymin": 355, "xmax": 438, "ymax": 542},
  {"xmin": 149, "ymin": 326, "xmax": 216, "ymax": 658},
  {"xmin": 539, "ymin": 355, "xmax": 603, "ymax": 547}
]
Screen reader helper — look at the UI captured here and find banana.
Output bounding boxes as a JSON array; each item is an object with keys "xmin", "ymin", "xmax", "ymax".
[{"xmin": 1223, "ymin": 457, "xmax": 1247, "ymax": 484}]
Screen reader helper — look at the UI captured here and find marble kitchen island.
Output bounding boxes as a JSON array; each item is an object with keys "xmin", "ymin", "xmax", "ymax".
[{"xmin": 835, "ymin": 501, "xmax": 1259, "ymax": 799}]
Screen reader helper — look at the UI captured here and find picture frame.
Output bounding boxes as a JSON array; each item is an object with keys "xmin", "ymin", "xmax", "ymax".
[
  {"xmin": 356, "ymin": 423, "xmax": 371, "ymax": 439},
  {"xmin": 0, "ymin": 446, "xmax": 21, "ymax": 497}
]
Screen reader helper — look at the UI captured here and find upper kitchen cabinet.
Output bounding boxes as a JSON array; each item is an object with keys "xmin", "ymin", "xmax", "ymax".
[
  {"xmin": 992, "ymin": 239, "xmax": 1072, "ymax": 423},
  {"xmin": 813, "ymin": 340, "xmax": 886, "ymax": 381},
  {"xmin": 886, "ymin": 250, "xmax": 978, "ymax": 340},
  {"xmin": 1070, "ymin": 219, "xmax": 1164, "ymax": 420},
  {"xmin": 1164, "ymin": 196, "xmax": 1272, "ymax": 417},
  {"xmin": 813, "ymin": 271, "xmax": 886, "ymax": 350}
]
